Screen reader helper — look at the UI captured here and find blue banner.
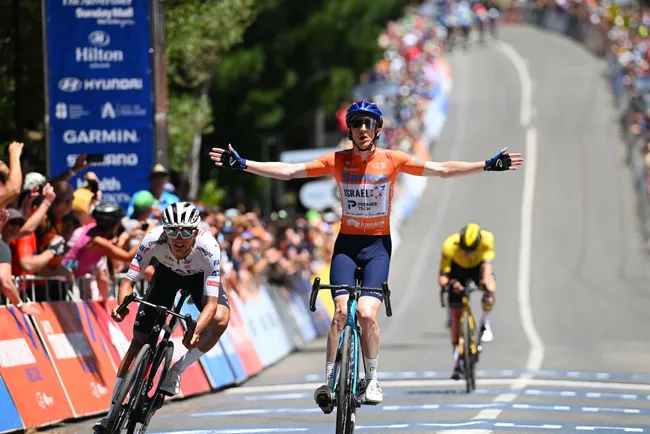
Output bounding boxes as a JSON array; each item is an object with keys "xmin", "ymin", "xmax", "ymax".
[
  {"xmin": 287, "ymin": 291, "xmax": 318, "ymax": 343},
  {"xmin": 0, "ymin": 374, "xmax": 23, "ymax": 433},
  {"xmin": 44, "ymin": 0, "xmax": 154, "ymax": 207}
]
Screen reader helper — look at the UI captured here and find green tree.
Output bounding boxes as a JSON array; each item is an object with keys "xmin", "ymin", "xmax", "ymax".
[
  {"xmin": 207, "ymin": 0, "xmax": 412, "ymax": 205},
  {"xmin": 165, "ymin": 0, "xmax": 260, "ymax": 201}
]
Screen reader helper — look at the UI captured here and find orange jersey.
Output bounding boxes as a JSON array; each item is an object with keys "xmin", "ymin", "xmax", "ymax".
[{"xmin": 304, "ymin": 148, "xmax": 425, "ymax": 235}]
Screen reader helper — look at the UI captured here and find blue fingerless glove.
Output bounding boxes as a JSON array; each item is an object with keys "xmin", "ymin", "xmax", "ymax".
[
  {"xmin": 484, "ymin": 149, "xmax": 511, "ymax": 171},
  {"xmin": 221, "ymin": 147, "xmax": 247, "ymax": 171}
]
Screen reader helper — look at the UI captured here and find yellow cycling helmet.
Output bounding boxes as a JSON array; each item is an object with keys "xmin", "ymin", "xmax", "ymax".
[{"xmin": 459, "ymin": 223, "xmax": 482, "ymax": 252}]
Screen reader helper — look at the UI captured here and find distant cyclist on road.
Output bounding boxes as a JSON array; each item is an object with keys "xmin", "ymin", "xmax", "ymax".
[
  {"xmin": 93, "ymin": 202, "xmax": 230, "ymax": 433},
  {"xmin": 209, "ymin": 99, "xmax": 523, "ymax": 410},
  {"xmin": 439, "ymin": 223, "xmax": 496, "ymax": 380}
]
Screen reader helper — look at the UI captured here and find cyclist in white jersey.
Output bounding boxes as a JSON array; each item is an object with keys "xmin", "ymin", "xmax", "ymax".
[{"xmin": 93, "ymin": 202, "xmax": 230, "ymax": 433}]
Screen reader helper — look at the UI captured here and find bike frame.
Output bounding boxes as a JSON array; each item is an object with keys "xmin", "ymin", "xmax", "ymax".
[
  {"xmin": 309, "ymin": 272, "xmax": 392, "ymax": 404},
  {"xmin": 458, "ymin": 289, "xmax": 478, "ymax": 358}
]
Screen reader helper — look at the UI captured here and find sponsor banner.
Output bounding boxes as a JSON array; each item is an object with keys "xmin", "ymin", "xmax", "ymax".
[
  {"xmin": 31, "ymin": 302, "xmax": 116, "ymax": 416},
  {"xmin": 287, "ymin": 290, "xmax": 318, "ymax": 343},
  {"xmin": 178, "ymin": 300, "xmax": 236, "ymax": 390},
  {"xmin": 0, "ymin": 373, "xmax": 23, "ymax": 433},
  {"xmin": 44, "ymin": 0, "xmax": 154, "ymax": 208},
  {"xmin": 229, "ymin": 290, "xmax": 293, "ymax": 367},
  {"xmin": 217, "ymin": 331, "xmax": 248, "ymax": 384},
  {"xmin": 224, "ymin": 292, "xmax": 263, "ymax": 377},
  {"xmin": 85, "ymin": 301, "xmax": 128, "ymax": 367},
  {"xmin": 258, "ymin": 285, "xmax": 295, "ymax": 361},
  {"xmin": 0, "ymin": 306, "xmax": 74, "ymax": 427}
]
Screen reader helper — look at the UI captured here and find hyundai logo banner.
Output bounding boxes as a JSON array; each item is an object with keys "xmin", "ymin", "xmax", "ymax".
[{"xmin": 44, "ymin": 0, "xmax": 154, "ymax": 207}]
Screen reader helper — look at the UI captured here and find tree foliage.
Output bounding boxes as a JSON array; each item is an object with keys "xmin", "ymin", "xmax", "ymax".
[
  {"xmin": 207, "ymin": 0, "xmax": 412, "ymax": 203},
  {"xmin": 0, "ymin": 0, "xmax": 412, "ymax": 206}
]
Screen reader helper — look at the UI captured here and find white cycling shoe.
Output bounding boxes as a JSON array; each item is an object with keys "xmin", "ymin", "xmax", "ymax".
[
  {"xmin": 481, "ymin": 324, "xmax": 494, "ymax": 343},
  {"xmin": 159, "ymin": 366, "xmax": 182, "ymax": 396},
  {"xmin": 362, "ymin": 378, "xmax": 383, "ymax": 404}
]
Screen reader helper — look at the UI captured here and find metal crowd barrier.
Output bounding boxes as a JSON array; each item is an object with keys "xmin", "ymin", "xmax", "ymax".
[{"xmin": 1, "ymin": 272, "xmax": 150, "ymax": 305}]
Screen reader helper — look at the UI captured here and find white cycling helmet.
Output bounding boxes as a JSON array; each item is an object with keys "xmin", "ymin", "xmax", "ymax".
[{"xmin": 162, "ymin": 201, "xmax": 201, "ymax": 228}]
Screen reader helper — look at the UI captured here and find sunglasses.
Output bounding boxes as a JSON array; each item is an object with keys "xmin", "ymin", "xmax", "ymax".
[
  {"xmin": 164, "ymin": 226, "xmax": 196, "ymax": 239},
  {"xmin": 350, "ymin": 117, "xmax": 377, "ymax": 129}
]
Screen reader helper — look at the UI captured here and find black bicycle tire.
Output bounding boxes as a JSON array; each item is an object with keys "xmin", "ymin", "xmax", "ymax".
[
  {"xmin": 125, "ymin": 345, "xmax": 154, "ymax": 434},
  {"xmin": 462, "ymin": 312, "xmax": 473, "ymax": 394},
  {"xmin": 104, "ymin": 343, "xmax": 153, "ymax": 433},
  {"xmin": 134, "ymin": 343, "xmax": 174, "ymax": 434},
  {"xmin": 335, "ymin": 326, "xmax": 354, "ymax": 434}
]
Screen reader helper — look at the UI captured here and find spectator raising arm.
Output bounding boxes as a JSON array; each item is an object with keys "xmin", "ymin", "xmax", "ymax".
[
  {"xmin": 0, "ymin": 142, "xmax": 24, "ymax": 209},
  {"xmin": 5, "ymin": 184, "xmax": 56, "ymax": 242}
]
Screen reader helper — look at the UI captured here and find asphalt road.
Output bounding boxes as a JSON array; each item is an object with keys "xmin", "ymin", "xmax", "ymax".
[{"xmin": 48, "ymin": 25, "xmax": 650, "ymax": 433}]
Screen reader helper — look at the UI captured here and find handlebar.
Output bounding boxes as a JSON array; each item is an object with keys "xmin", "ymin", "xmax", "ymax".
[
  {"xmin": 115, "ymin": 292, "xmax": 197, "ymax": 339},
  {"xmin": 439, "ymin": 278, "xmax": 485, "ymax": 308},
  {"xmin": 309, "ymin": 277, "xmax": 393, "ymax": 317}
]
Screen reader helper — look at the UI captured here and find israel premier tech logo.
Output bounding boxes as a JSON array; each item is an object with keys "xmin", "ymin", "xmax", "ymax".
[{"xmin": 342, "ymin": 172, "xmax": 388, "ymax": 183}]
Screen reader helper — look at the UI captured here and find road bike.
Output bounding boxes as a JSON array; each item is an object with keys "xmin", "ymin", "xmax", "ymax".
[
  {"xmin": 101, "ymin": 288, "xmax": 197, "ymax": 434},
  {"xmin": 309, "ymin": 267, "xmax": 393, "ymax": 434},
  {"xmin": 440, "ymin": 278, "xmax": 484, "ymax": 393}
]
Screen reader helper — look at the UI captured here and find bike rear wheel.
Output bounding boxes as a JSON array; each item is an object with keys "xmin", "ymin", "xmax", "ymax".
[
  {"xmin": 336, "ymin": 326, "xmax": 356, "ymax": 434},
  {"xmin": 105, "ymin": 344, "xmax": 153, "ymax": 433},
  {"xmin": 127, "ymin": 342, "xmax": 174, "ymax": 434}
]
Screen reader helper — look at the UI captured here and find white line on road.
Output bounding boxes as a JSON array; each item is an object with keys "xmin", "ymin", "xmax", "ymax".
[{"xmin": 225, "ymin": 378, "xmax": 650, "ymax": 395}]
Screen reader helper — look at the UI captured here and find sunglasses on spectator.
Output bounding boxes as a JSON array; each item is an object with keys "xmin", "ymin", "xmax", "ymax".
[
  {"xmin": 350, "ymin": 117, "xmax": 377, "ymax": 129},
  {"xmin": 164, "ymin": 226, "xmax": 196, "ymax": 239}
]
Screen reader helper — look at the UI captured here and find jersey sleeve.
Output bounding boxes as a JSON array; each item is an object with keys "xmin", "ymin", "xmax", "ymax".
[
  {"xmin": 304, "ymin": 152, "xmax": 336, "ymax": 177},
  {"xmin": 480, "ymin": 231, "xmax": 495, "ymax": 262},
  {"xmin": 439, "ymin": 235, "xmax": 456, "ymax": 274},
  {"xmin": 125, "ymin": 229, "xmax": 159, "ymax": 281},
  {"xmin": 391, "ymin": 150, "xmax": 426, "ymax": 176},
  {"xmin": 198, "ymin": 233, "xmax": 221, "ymax": 297}
]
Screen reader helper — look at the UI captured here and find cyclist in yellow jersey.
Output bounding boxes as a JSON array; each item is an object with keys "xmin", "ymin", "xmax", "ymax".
[{"xmin": 438, "ymin": 223, "xmax": 496, "ymax": 380}]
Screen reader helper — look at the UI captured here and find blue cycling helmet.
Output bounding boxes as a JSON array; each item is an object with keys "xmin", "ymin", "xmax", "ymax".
[{"xmin": 345, "ymin": 100, "xmax": 384, "ymax": 128}]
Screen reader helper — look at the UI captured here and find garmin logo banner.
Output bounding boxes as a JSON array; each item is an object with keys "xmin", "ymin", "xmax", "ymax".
[{"xmin": 44, "ymin": 0, "xmax": 154, "ymax": 208}]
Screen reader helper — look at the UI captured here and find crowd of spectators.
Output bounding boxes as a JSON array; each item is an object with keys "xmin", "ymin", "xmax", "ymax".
[
  {"xmin": 0, "ymin": 145, "xmax": 342, "ymax": 315},
  {"xmin": 523, "ymin": 0, "xmax": 650, "ymax": 242},
  {"xmin": 335, "ymin": 2, "xmax": 447, "ymax": 164},
  {"xmin": 0, "ymin": 2, "xmax": 457, "ymax": 316}
]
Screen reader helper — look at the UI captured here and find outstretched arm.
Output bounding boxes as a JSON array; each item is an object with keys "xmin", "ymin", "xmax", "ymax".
[
  {"xmin": 209, "ymin": 144, "xmax": 334, "ymax": 180},
  {"xmin": 397, "ymin": 147, "xmax": 523, "ymax": 178}
]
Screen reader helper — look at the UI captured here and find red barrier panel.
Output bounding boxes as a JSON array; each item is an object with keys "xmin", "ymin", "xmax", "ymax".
[
  {"xmin": 225, "ymin": 294, "xmax": 263, "ymax": 377},
  {"xmin": 103, "ymin": 300, "xmax": 211, "ymax": 399},
  {"xmin": 0, "ymin": 306, "xmax": 74, "ymax": 427},
  {"xmin": 32, "ymin": 302, "xmax": 116, "ymax": 416},
  {"xmin": 86, "ymin": 301, "xmax": 130, "ymax": 367}
]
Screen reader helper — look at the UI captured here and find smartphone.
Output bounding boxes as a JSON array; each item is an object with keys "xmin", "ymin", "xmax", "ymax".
[
  {"xmin": 86, "ymin": 153, "xmax": 105, "ymax": 164},
  {"xmin": 140, "ymin": 221, "xmax": 151, "ymax": 231}
]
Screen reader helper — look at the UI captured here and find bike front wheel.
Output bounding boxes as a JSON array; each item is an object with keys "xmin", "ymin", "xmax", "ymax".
[
  {"xmin": 105, "ymin": 344, "xmax": 153, "ymax": 433},
  {"xmin": 128, "ymin": 342, "xmax": 174, "ymax": 434},
  {"xmin": 336, "ymin": 326, "xmax": 356, "ymax": 434},
  {"xmin": 462, "ymin": 312, "xmax": 476, "ymax": 393}
]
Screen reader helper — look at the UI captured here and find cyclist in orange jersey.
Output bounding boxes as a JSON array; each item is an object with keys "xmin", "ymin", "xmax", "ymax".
[{"xmin": 209, "ymin": 100, "xmax": 523, "ymax": 410}]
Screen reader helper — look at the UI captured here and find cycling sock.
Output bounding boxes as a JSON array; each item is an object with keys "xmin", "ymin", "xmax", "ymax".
[
  {"xmin": 364, "ymin": 356, "xmax": 378, "ymax": 380},
  {"xmin": 108, "ymin": 376, "xmax": 123, "ymax": 414},
  {"xmin": 173, "ymin": 348, "xmax": 205, "ymax": 373},
  {"xmin": 453, "ymin": 347, "xmax": 459, "ymax": 369},
  {"xmin": 481, "ymin": 311, "xmax": 492, "ymax": 327},
  {"xmin": 325, "ymin": 362, "xmax": 334, "ymax": 384}
]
